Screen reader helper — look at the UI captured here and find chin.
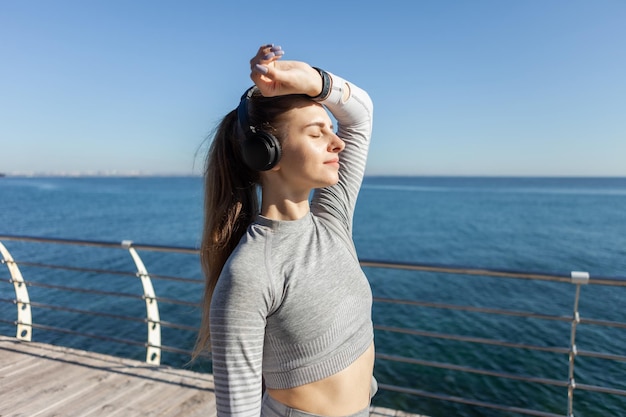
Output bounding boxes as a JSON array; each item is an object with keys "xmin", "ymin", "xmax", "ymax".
[
  {"xmin": 310, "ymin": 172, "xmax": 340, "ymax": 189},
  {"xmin": 313, "ymin": 179, "xmax": 338, "ymax": 189},
  {"xmin": 326, "ymin": 177, "xmax": 340, "ymax": 187}
]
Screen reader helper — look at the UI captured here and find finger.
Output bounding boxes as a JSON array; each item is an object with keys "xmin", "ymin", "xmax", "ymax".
[
  {"xmin": 249, "ymin": 44, "xmax": 275, "ymax": 67},
  {"xmin": 249, "ymin": 44, "xmax": 284, "ymax": 85},
  {"xmin": 253, "ymin": 64, "xmax": 269, "ymax": 76},
  {"xmin": 250, "ymin": 55, "xmax": 285, "ymax": 78},
  {"xmin": 269, "ymin": 45, "xmax": 284, "ymax": 56},
  {"xmin": 260, "ymin": 48, "xmax": 285, "ymax": 68},
  {"xmin": 261, "ymin": 52, "xmax": 276, "ymax": 61},
  {"xmin": 261, "ymin": 45, "xmax": 284, "ymax": 61},
  {"xmin": 249, "ymin": 51, "xmax": 282, "ymax": 71},
  {"xmin": 260, "ymin": 43, "xmax": 274, "ymax": 53},
  {"xmin": 251, "ymin": 64, "xmax": 278, "ymax": 90}
]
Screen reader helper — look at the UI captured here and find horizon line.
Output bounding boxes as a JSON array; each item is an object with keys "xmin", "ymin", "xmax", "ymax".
[{"xmin": 2, "ymin": 172, "xmax": 626, "ymax": 179}]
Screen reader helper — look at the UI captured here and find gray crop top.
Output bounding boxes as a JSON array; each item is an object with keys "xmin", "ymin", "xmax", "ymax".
[{"xmin": 209, "ymin": 72, "xmax": 374, "ymax": 416}]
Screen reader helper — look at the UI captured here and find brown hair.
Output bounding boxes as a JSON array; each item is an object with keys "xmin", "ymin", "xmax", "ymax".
[{"xmin": 193, "ymin": 91, "xmax": 314, "ymax": 358}]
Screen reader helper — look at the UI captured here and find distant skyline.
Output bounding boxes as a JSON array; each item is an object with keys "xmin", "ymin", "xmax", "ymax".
[{"xmin": 1, "ymin": 1, "xmax": 625, "ymax": 177}]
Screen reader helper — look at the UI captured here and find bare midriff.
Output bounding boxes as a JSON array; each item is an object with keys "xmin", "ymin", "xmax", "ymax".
[{"xmin": 266, "ymin": 342, "xmax": 375, "ymax": 416}]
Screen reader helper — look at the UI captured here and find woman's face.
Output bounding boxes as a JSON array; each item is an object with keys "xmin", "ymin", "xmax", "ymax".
[{"xmin": 273, "ymin": 102, "xmax": 345, "ymax": 192}]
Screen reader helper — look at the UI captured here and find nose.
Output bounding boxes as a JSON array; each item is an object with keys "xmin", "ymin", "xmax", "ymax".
[{"xmin": 329, "ymin": 132, "xmax": 345, "ymax": 153}]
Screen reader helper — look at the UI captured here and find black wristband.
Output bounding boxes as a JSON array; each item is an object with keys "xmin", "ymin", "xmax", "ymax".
[{"xmin": 311, "ymin": 67, "xmax": 332, "ymax": 102}]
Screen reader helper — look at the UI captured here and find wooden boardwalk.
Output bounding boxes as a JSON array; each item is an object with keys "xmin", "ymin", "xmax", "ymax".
[
  {"xmin": 0, "ymin": 336, "xmax": 216, "ymax": 417},
  {"xmin": 0, "ymin": 336, "xmax": 423, "ymax": 417}
]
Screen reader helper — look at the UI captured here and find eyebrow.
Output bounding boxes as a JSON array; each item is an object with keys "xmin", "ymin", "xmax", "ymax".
[{"xmin": 303, "ymin": 121, "xmax": 334, "ymax": 130}]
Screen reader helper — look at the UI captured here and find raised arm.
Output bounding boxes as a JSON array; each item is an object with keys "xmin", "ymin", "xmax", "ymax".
[
  {"xmin": 310, "ymin": 73, "xmax": 373, "ymax": 234},
  {"xmin": 250, "ymin": 44, "xmax": 374, "ymax": 235}
]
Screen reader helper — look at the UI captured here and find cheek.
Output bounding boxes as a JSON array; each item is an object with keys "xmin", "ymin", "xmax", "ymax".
[
  {"xmin": 280, "ymin": 146, "xmax": 305, "ymax": 167},
  {"xmin": 281, "ymin": 141, "xmax": 316, "ymax": 168}
]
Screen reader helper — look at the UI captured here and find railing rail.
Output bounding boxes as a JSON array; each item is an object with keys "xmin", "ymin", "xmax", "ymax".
[{"xmin": 1, "ymin": 234, "xmax": 625, "ymax": 417}]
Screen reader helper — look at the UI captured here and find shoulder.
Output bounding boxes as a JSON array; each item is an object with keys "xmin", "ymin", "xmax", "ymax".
[
  {"xmin": 211, "ymin": 225, "xmax": 277, "ymax": 312},
  {"xmin": 221, "ymin": 229, "xmax": 270, "ymax": 287}
]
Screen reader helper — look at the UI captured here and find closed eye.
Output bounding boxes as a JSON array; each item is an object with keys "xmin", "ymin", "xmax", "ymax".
[{"xmin": 304, "ymin": 120, "xmax": 333, "ymax": 138}]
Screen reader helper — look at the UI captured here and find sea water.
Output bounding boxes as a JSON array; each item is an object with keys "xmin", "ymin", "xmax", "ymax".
[{"xmin": 1, "ymin": 176, "xmax": 625, "ymax": 416}]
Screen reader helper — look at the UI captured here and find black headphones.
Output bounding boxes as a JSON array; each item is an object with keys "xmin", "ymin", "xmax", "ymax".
[{"xmin": 237, "ymin": 86, "xmax": 282, "ymax": 171}]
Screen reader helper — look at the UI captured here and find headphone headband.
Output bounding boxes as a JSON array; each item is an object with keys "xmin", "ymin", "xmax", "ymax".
[{"xmin": 237, "ymin": 86, "xmax": 257, "ymax": 138}]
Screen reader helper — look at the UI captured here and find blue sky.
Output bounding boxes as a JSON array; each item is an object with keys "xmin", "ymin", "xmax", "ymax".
[{"xmin": 1, "ymin": 1, "xmax": 624, "ymax": 176}]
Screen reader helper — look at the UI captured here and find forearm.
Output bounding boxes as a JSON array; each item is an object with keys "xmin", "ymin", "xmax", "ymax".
[
  {"xmin": 321, "ymin": 72, "xmax": 373, "ymax": 138},
  {"xmin": 311, "ymin": 73, "xmax": 373, "ymax": 232}
]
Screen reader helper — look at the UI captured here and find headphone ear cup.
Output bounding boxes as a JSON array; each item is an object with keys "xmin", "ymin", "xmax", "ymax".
[{"xmin": 241, "ymin": 131, "xmax": 282, "ymax": 171}]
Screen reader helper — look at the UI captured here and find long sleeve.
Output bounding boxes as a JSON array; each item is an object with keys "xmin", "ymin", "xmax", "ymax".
[
  {"xmin": 209, "ymin": 240, "xmax": 274, "ymax": 417},
  {"xmin": 311, "ymin": 72, "xmax": 374, "ymax": 236}
]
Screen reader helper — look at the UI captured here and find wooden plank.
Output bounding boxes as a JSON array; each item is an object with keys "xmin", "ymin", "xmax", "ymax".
[
  {"xmin": 74, "ymin": 376, "xmax": 163, "ymax": 417},
  {"xmin": 46, "ymin": 371, "xmax": 120, "ymax": 417},
  {"xmin": 0, "ymin": 336, "xmax": 216, "ymax": 417},
  {"xmin": 118, "ymin": 383, "xmax": 210, "ymax": 417},
  {"xmin": 10, "ymin": 363, "xmax": 95, "ymax": 414},
  {"xmin": 2, "ymin": 359, "xmax": 77, "ymax": 410}
]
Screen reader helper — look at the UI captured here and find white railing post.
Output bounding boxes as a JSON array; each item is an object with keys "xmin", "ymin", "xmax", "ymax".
[
  {"xmin": 0, "ymin": 241, "xmax": 32, "ymax": 341},
  {"xmin": 567, "ymin": 271, "xmax": 590, "ymax": 417},
  {"xmin": 122, "ymin": 240, "xmax": 161, "ymax": 365}
]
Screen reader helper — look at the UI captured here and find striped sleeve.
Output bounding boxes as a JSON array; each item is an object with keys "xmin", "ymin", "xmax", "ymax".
[
  {"xmin": 209, "ymin": 254, "xmax": 272, "ymax": 416},
  {"xmin": 311, "ymin": 72, "xmax": 374, "ymax": 234}
]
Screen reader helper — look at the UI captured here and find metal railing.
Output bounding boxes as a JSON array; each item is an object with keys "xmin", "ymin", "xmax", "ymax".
[{"xmin": 1, "ymin": 234, "xmax": 625, "ymax": 417}]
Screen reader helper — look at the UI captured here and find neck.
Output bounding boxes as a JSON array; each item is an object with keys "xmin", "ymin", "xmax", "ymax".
[{"xmin": 261, "ymin": 188, "xmax": 311, "ymax": 221}]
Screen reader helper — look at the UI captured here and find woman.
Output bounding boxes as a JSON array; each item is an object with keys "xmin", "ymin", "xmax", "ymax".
[{"xmin": 194, "ymin": 44, "xmax": 375, "ymax": 417}]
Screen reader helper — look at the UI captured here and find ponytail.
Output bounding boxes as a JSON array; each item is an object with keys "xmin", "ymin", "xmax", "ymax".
[{"xmin": 193, "ymin": 109, "xmax": 259, "ymax": 358}]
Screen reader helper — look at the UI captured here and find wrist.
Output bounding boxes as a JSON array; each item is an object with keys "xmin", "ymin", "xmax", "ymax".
[{"xmin": 310, "ymin": 67, "xmax": 332, "ymax": 102}]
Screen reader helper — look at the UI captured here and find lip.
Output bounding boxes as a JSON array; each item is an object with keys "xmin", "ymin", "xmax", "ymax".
[{"xmin": 324, "ymin": 158, "xmax": 340, "ymax": 165}]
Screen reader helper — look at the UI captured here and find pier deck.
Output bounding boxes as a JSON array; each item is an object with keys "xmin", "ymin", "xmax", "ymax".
[{"xmin": 0, "ymin": 336, "xmax": 421, "ymax": 417}]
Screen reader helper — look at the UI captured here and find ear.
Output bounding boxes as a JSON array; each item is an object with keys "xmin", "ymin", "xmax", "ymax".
[{"xmin": 269, "ymin": 163, "xmax": 281, "ymax": 172}]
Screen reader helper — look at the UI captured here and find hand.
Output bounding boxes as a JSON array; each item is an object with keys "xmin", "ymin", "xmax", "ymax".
[{"xmin": 249, "ymin": 44, "xmax": 322, "ymax": 98}]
